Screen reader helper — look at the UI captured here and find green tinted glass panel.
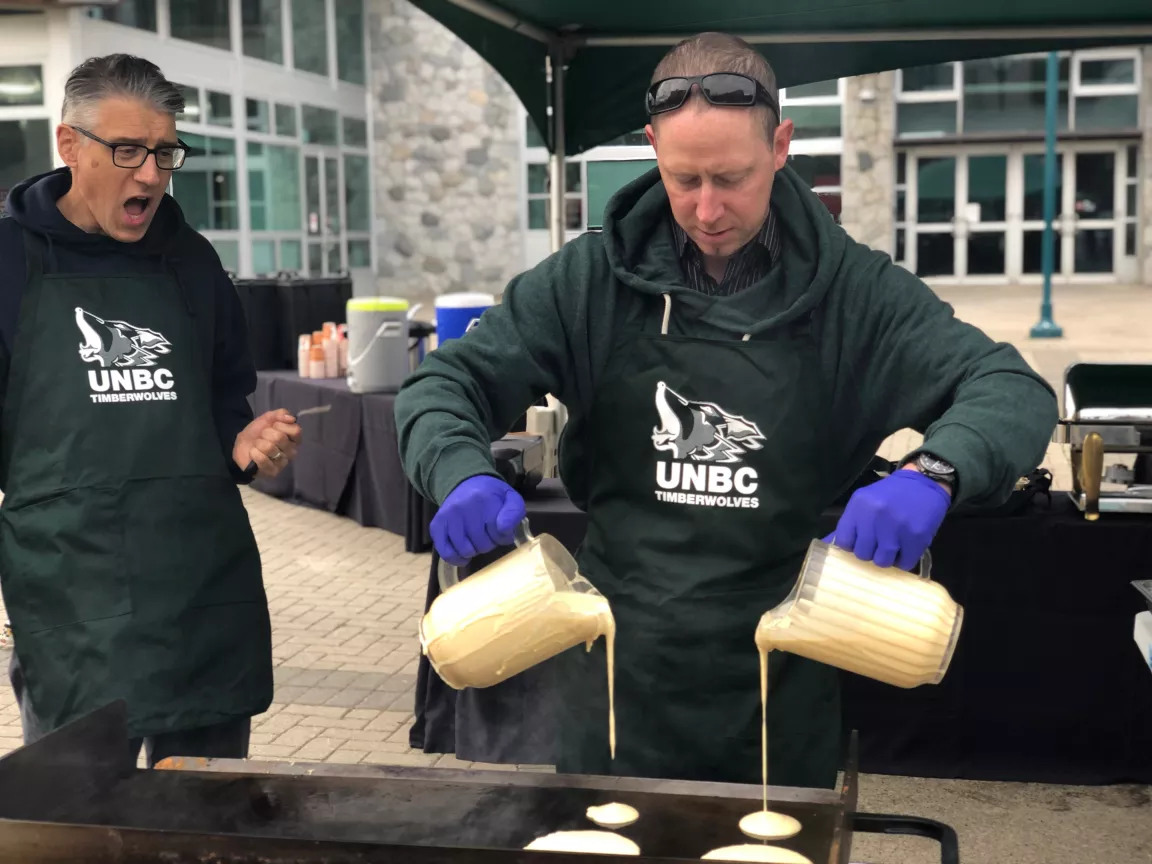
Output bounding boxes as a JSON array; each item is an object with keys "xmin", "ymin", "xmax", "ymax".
[
  {"xmin": 302, "ymin": 105, "xmax": 338, "ymax": 144},
  {"xmin": 785, "ymin": 79, "xmax": 838, "ymax": 99},
  {"xmin": 344, "ymin": 154, "xmax": 370, "ymax": 231},
  {"xmin": 586, "ymin": 160, "xmax": 657, "ymax": 229},
  {"xmin": 335, "ymin": 0, "xmax": 366, "ymax": 84},
  {"xmin": 901, "ymin": 64, "xmax": 954, "ymax": 92},
  {"xmin": 292, "ymin": 0, "xmax": 328, "ymax": 76},
  {"xmin": 781, "ymin": 104, "xmax": 840, "ymax": 139},
  {"xmin": 897, "ymin": 102, "xmax": 957, "ymax": 138}
]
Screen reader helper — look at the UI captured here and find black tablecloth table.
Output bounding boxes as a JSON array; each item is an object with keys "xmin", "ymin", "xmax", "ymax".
[
  {"xmin": 249, "ymin": 371, "xmax": 409, "ymax": 537},
  {"xmin": 411, "ymin": 481, "xmax": 1152, "ymax": 784}
]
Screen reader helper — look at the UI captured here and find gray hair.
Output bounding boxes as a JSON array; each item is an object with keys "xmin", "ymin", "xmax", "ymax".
[
  {"xmin": 61, "ymin": 54, "xmax": 184, "ymax": 128},
  {"xmin": 651, "ymin": 32, "xmax": 779, "ymax": 139}
]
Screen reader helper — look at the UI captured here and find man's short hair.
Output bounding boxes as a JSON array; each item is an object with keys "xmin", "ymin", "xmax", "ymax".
[
  {"xmin": 650, "ymin": 32, "xmax": 779, "ymax": 139},
  {"xmin": 62, "ymin": 54, "xmax": 184, "ymax": 128}
]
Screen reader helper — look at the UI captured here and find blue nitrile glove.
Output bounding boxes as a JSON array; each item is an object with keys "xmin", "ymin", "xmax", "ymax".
[
  {"xmin": 431, "ymin": 475, "xmax": 527, "ymax": 568},
  {"xmin": 823, "ymin": 469, "xmax": 951, "ymax": 571}
]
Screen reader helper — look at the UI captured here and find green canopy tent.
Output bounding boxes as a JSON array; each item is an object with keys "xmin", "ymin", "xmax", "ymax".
[{"xmin": 409, "ymin": 0, "xmax": 1152, "ymax": 252}]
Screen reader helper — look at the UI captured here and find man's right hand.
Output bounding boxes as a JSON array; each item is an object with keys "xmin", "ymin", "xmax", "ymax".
[{"xmin": 431, "ymin": 476, "xmax": 527, "ymax": 568}]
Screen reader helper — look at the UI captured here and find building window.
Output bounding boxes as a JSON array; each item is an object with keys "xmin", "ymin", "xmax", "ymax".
[
  {"xmin": 292, "ymin": 0, "xmax": 329, "ymax": 77},
  {"xmin": 246, "ymin": 99, "xmax": 270, "ymax": 134},
  {"xmin": 170, "ymin": 0, "xmax": 232, "ymax": 52},
  {"xmin": 525, "ymin": 117, "xmax": 547, "ymax": 148},
  {"xmin": 587, "ymin": 162, "xmax": 656, "ymax": 231},
  {"xmin": 347, "ymin": 239, "xmax": 371, "ymax": 268},
  {"xmin": 0, "ymin": 119, "xmax": 52, "ymax": 202},
  {"xmin": 207, "ymin": 91, "xmax": 233, "ymax": 128},
  {"xmin": 342, "ymin": 116, "xmax": 368, "ymax": 148},
  {"xmin": 247, "ymin": 142, "xmax": 301, "ymax": 231},
  {"xmin": 282, "ymin": 239, "xmax": 303, "ymax": 271},
  {"xmin": 173, "ymin": 134, "xmax": 238, "ymax": 231},
  {"xmin": 788, "ymin": 154, "xmax": 842, "ymax": 223},
  {"xmin": 1124, "ymin": 144, "xmax": 1140, "ymax": 257},
  {"xmin": 526, "ymin": 162, "xmax": 583, "ymax": 230},
  {"xmin": 599, "ymin": 130, "xmax": 650, "ymax": 147},
  {"xmin": 344, "ymin": 155, "xmax": 370, "ymax": 231},
  {"xmin": 275, "ymin": 103, "xmax": 298, "ymax": 138},
  {"xmin": 87, "ymin": 0, "xmax": 157, "ymax": 31},
  {"xmin": 896, "ymin": 50, "xmax": 1141, "ymax": 139},
  {"xmin": 174, "ymin": 83, "xmax": 201, "ymax": 123},
  {"xmin": 335, "ymin": 0, "xmax": 366, "ymax": 85},
  {"xmin": 1072, "ymin": 51, "xmax": 1140, "ymax": 132},
  {"xmin": 0, "ymin": 65, "xmax": 43, "ymax": 107},
  {"xmin": 212, "ymin": 239, "xmax": 240, "ymax": 272},
  {"xmin": 900, "ymin": 64, "xmax": 956, "ymax": 93},
  {"xmin": 241, "ymin": 0, "xmax": 284, "ymax": 64},
  {"xmin": 896, "ymin": 63, "xmax": 959, "ymax": 139},
  {"xmin": 302, "ymin": 105, "xmax": 338, "ymax": 145},
  {"xmin": 894, "ymin": 153, "xmax": 907, "ymax": 265},
  {"xmin": 963, "ymin": 56, "xmax": 1070, "ymax": 134},
  {"xmin": 780, "ymin": 79, "xmax": 841, "ymax": 141},
  {"xmin": 252, "ymin": 238, "xmax": 277, "ymax": 274},
  {"xmin": 325, "ymin": 156, "xmax": 340, "ymax": 234}
]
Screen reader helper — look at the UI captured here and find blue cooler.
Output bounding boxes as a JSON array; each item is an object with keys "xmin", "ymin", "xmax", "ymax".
[{"xmin": 435, "ymin": 292, "xmax": 495, "ymax": 346}]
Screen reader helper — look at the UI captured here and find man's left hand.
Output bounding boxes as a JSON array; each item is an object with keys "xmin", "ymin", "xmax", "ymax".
[
  {"xmin": 233, "ymin": 409, "xmax": 301, "ymax": 479},
  {"xmin": 824, "ymin": 468, "xmax": 951, "ymax": 571}
]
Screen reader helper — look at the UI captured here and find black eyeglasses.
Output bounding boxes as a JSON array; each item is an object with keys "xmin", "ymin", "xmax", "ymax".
[
  {"xmin": 69, "ymin": 125, "xmax": 189, "ymax": 170},
  {"xmin": 646, "ymin": 73, "xmax": 781, "ymax": 123}
]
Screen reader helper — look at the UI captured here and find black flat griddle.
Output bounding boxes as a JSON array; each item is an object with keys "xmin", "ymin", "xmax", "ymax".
[{"xmin": 0, "ymin": 702, "xmax": 957, "ymax": 864}]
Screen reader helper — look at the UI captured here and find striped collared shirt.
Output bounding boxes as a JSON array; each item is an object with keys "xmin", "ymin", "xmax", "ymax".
[{"xmin": 670, "ymin": 207, "xmax": 782, "ymax": 296}]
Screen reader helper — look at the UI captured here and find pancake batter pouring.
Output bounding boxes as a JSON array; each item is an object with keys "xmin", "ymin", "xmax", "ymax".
[{"xmin": 738, "ymin": 644, "xmax": 801, "ymax": 842}]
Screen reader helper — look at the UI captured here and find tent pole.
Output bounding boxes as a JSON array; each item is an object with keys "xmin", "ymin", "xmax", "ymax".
[
  {"xmin": 548, "ymin": 46, "xmax": 567, "ymax": 253},
  {"xmin": 1030, "ymin": 51, "xmax": 1063, "ymax": 339},
  {"xmin": 442, "ymin": 0, "xmax": 552, "ymax": 42}
]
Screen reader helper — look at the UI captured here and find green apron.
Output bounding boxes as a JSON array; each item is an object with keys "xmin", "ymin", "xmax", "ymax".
[
  {"xmin": 557, "ymin": 290, "xmax": 841, "ymax": 789},
  {"xmin": 0, "ymin": 231, "xmax": 272, "ymax": 740}
]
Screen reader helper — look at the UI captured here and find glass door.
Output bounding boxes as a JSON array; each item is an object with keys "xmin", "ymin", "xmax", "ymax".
[
  {"xmin": 303, "ymin": 152, "xmax": 346, "ymax": 276},
  {"xmin": 1071, "ymin": 148, "xmax": 1121, "ymax": 275},
  {"xmin": 912, "ymin": 155, "xmax": 957, "ymax": 278},
  {"xmin": 963, "ymin": 153, "xmax": 1009, "ymax": 277},
  {"xmin": 1018, "ymin": 150, "xmax": 1066, "ymax": 279}
]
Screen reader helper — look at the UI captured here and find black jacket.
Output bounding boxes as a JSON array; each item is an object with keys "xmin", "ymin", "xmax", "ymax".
[{"xmin": 0, "ymin": 168, "xmax": 256, "ymax": 484}]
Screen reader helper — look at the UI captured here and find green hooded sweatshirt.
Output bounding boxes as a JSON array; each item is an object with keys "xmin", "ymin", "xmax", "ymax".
[{"xmin": 396, "ymin": 165, "xmax": 1058, "ymax": 511}]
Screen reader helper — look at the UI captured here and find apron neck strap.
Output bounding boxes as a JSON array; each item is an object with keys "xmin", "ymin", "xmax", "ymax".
[
  {"xmin": 21, "ymin": 231, "xmax": 49, "ymax": 282},
  {"xmin": 659, "ymin": 292, "xmax": 754, "ymax": 341}
]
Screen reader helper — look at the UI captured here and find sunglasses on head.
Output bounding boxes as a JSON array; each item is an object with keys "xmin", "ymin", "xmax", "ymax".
[{"xmin": 646, "ymin": 73, "xmax": 781, "ymax": 123}]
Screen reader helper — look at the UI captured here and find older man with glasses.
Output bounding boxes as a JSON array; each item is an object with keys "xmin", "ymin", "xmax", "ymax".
[
  {"xmin": 0, "ymin": 53, "xmax": 299, "ymax": 765},
  {"xmin": 397, "ymin": 32, "xmax": 1059, "ymax": 788}
]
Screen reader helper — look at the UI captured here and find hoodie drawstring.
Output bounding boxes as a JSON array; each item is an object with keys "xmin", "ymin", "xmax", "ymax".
[{"xmin": 659, "ymin": 292, "xmax": 753, "ymax": 341}]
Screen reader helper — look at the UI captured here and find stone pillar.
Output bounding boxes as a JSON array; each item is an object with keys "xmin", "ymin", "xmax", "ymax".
[
  {"xmin": 840, "ymin": 71, "xmax": 897, "ymax": 256},
  {"xmin": 1141, "ymin": 46, "xmax": 1152, "ymax": 286},
  {"xmin": 368, "ymin": 0, "xmax": 524, "ymax": 301}
]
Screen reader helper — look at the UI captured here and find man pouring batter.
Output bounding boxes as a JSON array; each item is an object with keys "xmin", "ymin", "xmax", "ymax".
[
  {"xmin": 0, "ymin": 54, "xmax": 298, "ymax": 765},
  {"xmin": 397, "ymin": 33, "xmax": 1058, "ymax": 788}
]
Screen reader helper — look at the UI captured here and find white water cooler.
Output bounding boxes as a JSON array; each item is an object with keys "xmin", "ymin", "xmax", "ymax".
[{"xmin": 346, "ymin": 297, "xmax": 410, "ymax": 393}]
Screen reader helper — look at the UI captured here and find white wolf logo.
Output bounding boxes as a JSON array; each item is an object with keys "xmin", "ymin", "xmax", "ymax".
[
  {"xmin": 75, "ymin": 307, "xmax": 172, "ymax": 369},
  {"xmin": 651, "ymin": 381, "xmax": 766, "ymax": 464}
]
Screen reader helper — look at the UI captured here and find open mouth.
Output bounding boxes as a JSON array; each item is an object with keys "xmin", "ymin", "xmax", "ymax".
[{"xmin": 123, "ymin": 196, "xmax": 151, "ymax": 226}]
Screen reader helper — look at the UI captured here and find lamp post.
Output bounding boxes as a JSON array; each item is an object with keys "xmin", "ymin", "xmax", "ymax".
[{"xmin": 1030, "ymin": 50, "xmax": 1063, "ymax": 339}]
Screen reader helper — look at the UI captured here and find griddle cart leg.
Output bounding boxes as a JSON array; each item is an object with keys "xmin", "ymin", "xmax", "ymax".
[{"xmin": 851, "ymin": 813, "xmax": 960, "ymax": 864}]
